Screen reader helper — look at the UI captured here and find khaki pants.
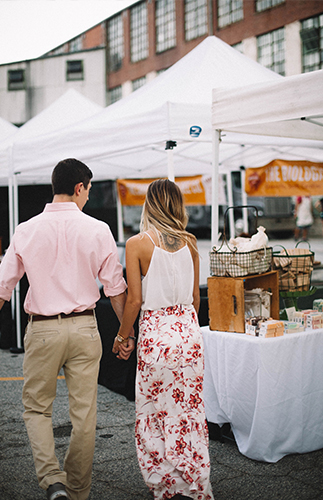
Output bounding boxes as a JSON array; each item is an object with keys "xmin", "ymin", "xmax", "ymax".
[{"xmin": 22, "ymin": 312, "xmax": 102, "ymax": 500}]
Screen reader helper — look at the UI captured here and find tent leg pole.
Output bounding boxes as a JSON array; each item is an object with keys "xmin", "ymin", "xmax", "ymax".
[
  {"xmin": 211, "ymin": 129, "xmax": 220, "ymax": 248},
  {"xmin": 241, "ymin": 168, "xmax": 248, "ymax": 233},
  {"xmin": 115, "ymin": 183, "xmax": 124, "ymax": 243},
  {"xmin": 8, "ymin": 174, "xmax": 15, "ymax": 321},
  {"xmin": 167, "ymin": 149, "xmax": 175, "ymax": 182},
  {"xmin": 226, "ymin": 171, "xmax": 235, "ymax": 239},
  {"xmin": 13, "ymin": 174, "xmax": 22, "ymax": 352},
  {"xmin": 8, "ymin": 177, "xmax": 14, "ymax": 242}
]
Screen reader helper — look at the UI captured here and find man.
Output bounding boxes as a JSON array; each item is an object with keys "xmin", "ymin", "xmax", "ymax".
[{"xmin": 0, "ymin": 159, "xmax": 135, "ymax": 500}]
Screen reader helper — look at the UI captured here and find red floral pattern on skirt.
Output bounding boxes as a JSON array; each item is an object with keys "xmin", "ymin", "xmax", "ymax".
[{"xmin": 135, "ymin": 305, "xmax": 214, "ymax": 500}]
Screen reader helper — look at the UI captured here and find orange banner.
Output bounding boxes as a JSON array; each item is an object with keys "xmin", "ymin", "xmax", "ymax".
[
  {"xmin": 117, "ymin": 176, "xmax": 208, "ymax": 206},
  {"xmin": 245, "ymin": 160, "xmax": 323, "ymax": 196}
]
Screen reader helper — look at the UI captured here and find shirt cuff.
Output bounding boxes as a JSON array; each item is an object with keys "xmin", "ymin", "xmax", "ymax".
[
  {"xmin": 103, "ymin": 279, "xmax": 127, "ymax": 298},
  {"xmin": 0, "ymin": 285, "xmax": 12, "ymax": 302}
]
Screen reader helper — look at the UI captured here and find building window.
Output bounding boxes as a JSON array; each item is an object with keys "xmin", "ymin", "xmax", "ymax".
[
  {"xmin": 256, "ymin": 0, "xmax": 285, "ymax": 13},
  {"xmin": 132, "ymin": 76, "xmax": 146, "ymax": 91},
  {"xmin": 8, "ymin": 69, "xmax": 25, "ymax": 90},
  {"xmin": 157, "ymin": 67, "xmax": 170, "ymax": 75},
  {"xmin": 155, "ymin": 0, "xmax": 176, "ymax": 53},
  {"xmin": 301, "ymin": 14, "xmax": 323, "ymax": 73},
  {"xmin": 184, "ymin": 0, "xmax": 208, "ymax": 41},
  {"xmin": 232, "ymin": 42, "xmax": 243, "ymax": 53},
  {"xmin": 130, "ymin": 1, "xmax": 148, "ymax": 63},
  {"xmin": 109, "ymin": 85, "xmax": 122, "ymax": 104},
  {"xmin": 70, "ymin": 36, "xmax": 83, "ymax": 52},
  {"xmin": 257, "ymin": 28, "xmax": 285, "ymax": 75},
  {"xmin": 66, "ymin": 60, "xmax": 84, "ymax": 81},
  {"xmin": 217, "ymin": 0, "xmax": 243, "ymax": 29},
  {"xmin": 108, "ymin": 14, "xmax": 124, "ymax": 72}
]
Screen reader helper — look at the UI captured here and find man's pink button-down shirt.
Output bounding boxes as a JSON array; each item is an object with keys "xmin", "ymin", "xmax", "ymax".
[{"xmin": 0, "ymin": 202, "xmax": 127, "ymax": 315}]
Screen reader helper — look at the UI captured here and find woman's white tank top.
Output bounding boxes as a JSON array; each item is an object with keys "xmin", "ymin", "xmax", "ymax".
[{"xmin": 141, "ymin": 233, "xmax": 194, "ymax": 311}]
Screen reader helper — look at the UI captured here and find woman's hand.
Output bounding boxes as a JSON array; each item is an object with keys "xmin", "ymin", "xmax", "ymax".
[{"xmin": 112, "ymin": 335, "xmax": 135, "ymax": 360}]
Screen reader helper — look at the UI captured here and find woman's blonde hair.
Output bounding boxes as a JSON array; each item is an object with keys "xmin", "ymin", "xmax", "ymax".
[{"xmin": 140, "ymin": 179, "xmax": 198, "ymax": 253}]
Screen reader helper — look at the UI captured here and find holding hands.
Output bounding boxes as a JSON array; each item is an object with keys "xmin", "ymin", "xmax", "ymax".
[{"xmin": 112, "ymin": 332, "xmax": 136, "ymax": 360}]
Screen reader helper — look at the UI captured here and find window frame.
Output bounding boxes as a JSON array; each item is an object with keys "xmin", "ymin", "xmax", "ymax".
[
  {"xmin": 301, "ymin": 14, "xmax": 323, "ymax": 73},
  {"xmin": 255, "ymin": 0, "xmax": 285, "ymax": 13},
  {"xmin": 155, "ymin": 0, "xmax": 176, "ymax": 54},
  {"xmin": 8, "ymin": 69, "xmax": 25, "ymax": 91},
  {"xmin": 108, "ymin": 13, "xmax": 124, "ymax": 72},
  {"xmin": 130, "ymin": 1, "xmax": 148, "ymax": 63},
  {"xmin": 109, "ymin": 85, "xmax": 122, "ymax": 104},
  {"xmin": 184, "ymin": 0, "xmax": 208, "ymax": 42},
  {"xmin": 132, "ymin": 76, "xmax": 146, "ymax": 92},
  {"xmin": 257, "ymin": 27, "xmax": 285, "ymax": 75},
  {"xmin": 66, "ymin": 60, "xmax": 84, "ymax": 81},
  {"xmin": 217, "ymin": 0, "xmax": 244, "ymax": 29}
]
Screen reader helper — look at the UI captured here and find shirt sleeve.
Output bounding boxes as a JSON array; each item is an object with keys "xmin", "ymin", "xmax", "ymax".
[
  {"xmin": 97, "ymin": 229, "xmax": 127, "ymax": 298},
  {"xmin": 0, "ymin": 235, "xmax": 25, "ymax": 301}
]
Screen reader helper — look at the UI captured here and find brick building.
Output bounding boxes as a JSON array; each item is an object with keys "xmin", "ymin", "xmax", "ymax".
[{"xmin": 0, "ymin": 0, "xmax": 322, "ymax": 126}]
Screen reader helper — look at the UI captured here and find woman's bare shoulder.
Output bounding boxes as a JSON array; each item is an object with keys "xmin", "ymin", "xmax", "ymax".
[{"xmin": 126, "ymin": 232, "xmax": 149, "ymax": 249}]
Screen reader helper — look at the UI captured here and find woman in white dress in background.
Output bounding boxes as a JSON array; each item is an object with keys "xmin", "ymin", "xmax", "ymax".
[{"xmin": 112, "ymin": 179, "xmax": 213, "ymax": 500}]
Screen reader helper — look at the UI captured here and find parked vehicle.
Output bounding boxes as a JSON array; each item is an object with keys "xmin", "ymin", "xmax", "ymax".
[{"xmin": 231, "ymin": 171, "xmax": 295, "ymax": 237}]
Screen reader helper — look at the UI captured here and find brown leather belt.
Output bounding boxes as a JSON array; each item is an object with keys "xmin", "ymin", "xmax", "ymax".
[{"xmin": 29, "ymin": 310, "xmax": 94, "ymax": 322}]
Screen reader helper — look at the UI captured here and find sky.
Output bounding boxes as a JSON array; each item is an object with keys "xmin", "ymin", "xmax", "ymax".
[{"xmin": 0, "ymin": 0, "xmax": 136, "ymax": 64}]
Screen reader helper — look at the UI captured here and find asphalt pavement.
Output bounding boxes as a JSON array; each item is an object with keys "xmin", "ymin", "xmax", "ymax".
[
  {"xmin": 1, "ymin": 231, "xmax": 323, "ymax": 500},
  {"xmin": 1, "ymin": 332, "xmax": 323, "ymax": 499}
]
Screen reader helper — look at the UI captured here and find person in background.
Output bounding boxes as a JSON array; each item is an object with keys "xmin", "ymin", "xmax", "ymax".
[
  {"xmin": 294, "ymin": 195, "xmax": 314, "ymax": 241},
  {"xmin": 0, "ymin": 158, "xmax": 135, "ymax": 500},
  {"xmin": 315, "ymin": 197, "xmax": 323, "ymax": 237},
  {"xmin": 112, "ymin": 179, "xmax": 213, "ymax": 500}
]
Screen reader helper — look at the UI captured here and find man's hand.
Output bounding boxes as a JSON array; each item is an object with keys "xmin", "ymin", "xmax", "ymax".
[{"xmin": 112, "ymin": 337, "xmax": 135, "ymax": 361}]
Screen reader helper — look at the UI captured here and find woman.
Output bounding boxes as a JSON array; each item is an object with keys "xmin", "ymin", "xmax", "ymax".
[
  {"xmin": 294, "ymin": 196, "xmax": 313, "ymax": 241},
  {"xmin": 112, "ymin": 179, "xmax": 213, "ymax": 500}
]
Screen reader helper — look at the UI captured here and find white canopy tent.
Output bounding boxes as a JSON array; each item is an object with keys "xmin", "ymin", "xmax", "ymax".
[
  {"xmin": 0, "ymin": 117, "xmax": 17, "ymax": 142},
  {"xmin": 8, "ymin": 36, "xmax": 285, "ymax": 184},
  {"xmin": 212, "ymin": 69, "xmax": 323, "ymax": 139},
  {"xmin": 211, "ymin": 69, "xmax": 323, "ymax": 245},
  {"xmin": 8, "ymin": 38, "xmax": 323, "ymax": 238},
  {"xmin": 0, "ymin": 118, "xmax": 18, "ymax": 184},
  {"xmin": 0, "ymin": 89, "xmax": 103, "ymax": 187}
]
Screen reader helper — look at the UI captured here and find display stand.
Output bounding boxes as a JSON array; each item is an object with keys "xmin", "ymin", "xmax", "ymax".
[{"xmin": 207, "ymin": 270, "xmax": 279, "ymax": 333}]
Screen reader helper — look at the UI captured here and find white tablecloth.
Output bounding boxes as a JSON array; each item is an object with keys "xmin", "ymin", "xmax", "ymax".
[{"xmin": 202, "ymin": 326, "xmax": 323, "ymax": 463}]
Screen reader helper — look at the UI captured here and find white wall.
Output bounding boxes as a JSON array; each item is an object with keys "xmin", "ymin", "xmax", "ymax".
[
  {"xmin": 285, "ymin": 21, "xmax": 302, "ymax": 76},
  {"xmin": 0, "ymin": 61, "xmax": 27, "ymax": 124},
  {"xmin": 0, "ymin": 48, "xmax": 106, "ymax": 124}
]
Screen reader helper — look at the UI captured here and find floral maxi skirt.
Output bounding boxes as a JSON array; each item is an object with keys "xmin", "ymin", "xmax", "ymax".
[{"xmin": 135, "ymin": 305, "xmax": 214, "ymax": 500}]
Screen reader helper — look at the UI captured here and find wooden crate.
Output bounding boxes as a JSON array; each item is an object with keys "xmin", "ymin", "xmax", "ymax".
[{"xmin": 207, "ymin": 271, "xmax": 279, "ymax": 333}]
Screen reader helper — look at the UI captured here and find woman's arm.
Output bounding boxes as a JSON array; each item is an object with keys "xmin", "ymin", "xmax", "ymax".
[
  {"xmin": 112, "ymin": 236, "xmax": 143, "ymax": 357},
  {"xmin": 190, "ymin": 237, "xmax": 200, "ymax": 314}
]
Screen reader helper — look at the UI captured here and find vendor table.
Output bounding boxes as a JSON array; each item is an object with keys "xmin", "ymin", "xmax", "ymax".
[{"xmin": 202, "ymin": 326, "xmax": 323, "ymax": 463}]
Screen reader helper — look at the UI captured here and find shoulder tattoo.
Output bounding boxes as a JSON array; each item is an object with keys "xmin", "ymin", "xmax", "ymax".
[{"xmin": 161, "ymin": 233, "xmax": 181, "ymax": 251}]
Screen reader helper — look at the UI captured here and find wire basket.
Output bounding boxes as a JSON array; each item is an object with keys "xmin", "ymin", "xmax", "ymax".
[
  {"xmin": 209, "ymin": 205, "xmax": 273, "ymax": 278},
  {"xmin": 272, "ymin": 242, "xmax": 314, "ymax": 291}
]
